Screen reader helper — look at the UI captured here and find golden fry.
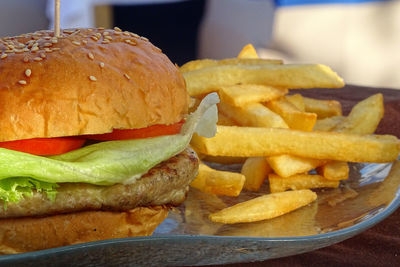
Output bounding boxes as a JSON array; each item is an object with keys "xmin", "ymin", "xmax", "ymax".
[
  {"xmin": 265, "ymin": 97, "xmax": 317, "ymax": 131},
  {"xmin": 237, "ymin": 43, "xmax": 259, "ymax": 58},
  {"xmin": 241, "ymin": 157, "xmax": 272, "ymax": 191},
  {"xmin": 269, "ymin": 174, "xmax": 340, "ymax": 193},
  {"xmin": 219, "ymin": 84, "xmax": 288, "ymax": 107},
  {"xmin": 313, "ymin": 116, "xmax": 345, "ymax": 131},
  {"xmin": 302, "ymin": 96, "xmax": 342, "ymax": 119},
  {"xmin": 180, "ymin": 58, "xmax": 282, "ymax": 72},
  {"xmin": 190, "ymin": 125, "xmax": 400, "ymax": 163},
  {"xmin": 317, "ymin": 161, "xmax": 349, "ymax": 180},
  {"xmin": 183, "ymin": 64, "xmax": 345, "ymax": 96},
  {"xmin": 217, "ymin": 111, "xmax": 237, "ymax": 126},
  {"xmin": 209, "ymin": 189, "xmax": 317, "ymax": 224},
  {"xmin": 190, "ymin": 163, "xmax": 245, "ymax": 197},
  {"xmin": 333, "ymin": 93, "xmax": 384, "ymax": 134},
  {"xmin": 285, "ymin": 94, "xmax": 305, "ymax": 111},
  {"xmin": 266, "ymin": 155, "xmax": 325, "ymax": 178},
  {"xmin": 218, "ymin": 102, "xmax": 289, "ymax": 128}
]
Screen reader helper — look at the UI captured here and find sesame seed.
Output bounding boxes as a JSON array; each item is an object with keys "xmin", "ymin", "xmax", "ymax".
[
  {"xmin": 130, "ymin": 33, "xmax": 140, "ymax": 38},
  {"xmin": 141, "ymin": 36, "xmax": 149, "ymax": 41},
  {"xmin": 89, "ymin": 75, "xmax": 97, "ymax": 81},
  {"xmin": 52, "ymin": 47, "xmax": 60, "ymax": 51},
  {"xmin": 99, "ymin": 62, "xmax": 105, "ymax": 68},
  {"xmin": 1, "ymin": 54, "xmax": 7, "ymax": 59},
  {"xmin": 82, "ymin": 40, "xmax": 87, "ymax": 44},
  {"xmin": 104, "ymin": 35, "xmax": 112, "ymax": 41},
  {"xmin": 124, "ymin": 73, "xmax": 131, "ymax": 80},
  {"xmin": 40, "ymin": 53, "xmax": 46, "ymax": 58},
  {"xmin": 44, "ymin": 43, "xmax": 52, "ymax": 47},
  {"xmin": 14, "ymin": 49, "xmax": 24, "ymax": 53},
  {"xmin": 98, "ymin": 27, "xmax": 105, "ymax": 30},
  {"xmin": 87, "ymin": 52, "xmax": 94, "ymax": 60},
  {"xmin": 33, "ymin": 57, "xmax": 42, "ymax": 61},
  {"xmin": 103, "ymin": 31, "xmax": 110, "ymax": 36},
  {"xmin": 101, "ymin": 40, "xmax": 110, "ymax": 44},
  {"xmin": 18, "ymin": 80, "xmax": 27, "ymax": 85},
  {"xmin": 123, "ymin": 32, "xmax": 130, "ymax": 36},
  {"xmin": 90, "ymin": 36, "xmax": 98, "ymax": 41},
  {"xmin": 72, "ymin": 41, "xmax": 81, "ymax": 46},
  {"xmin": 51, "ymin": 38, "xmax": 58, "ymax": 44},
  {"xmin": 25, "ymin": 69, "xmax": 32, "ymax": 77},
  {"xmin": 114, "ymin": 27, "xmax": 122, "ymax": 32},
  {"xmin": 44, "ymin": 48, "xmax": 52, "ymax": 53},
  {"xmin": 23, "ymin": 57, "xmax": 29, "ymax": 63},
  {"xmin": 5, "ymin": 50, "xmax": 13, "ymax": 53},
  {"xmin": 31, "ymin": 46, "xmax": 39, "ymax": 52}
]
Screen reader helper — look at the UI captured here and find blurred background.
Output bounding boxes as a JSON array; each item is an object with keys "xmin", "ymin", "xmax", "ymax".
[{"xmin": 0, "ymin": 0, "xmax": 399, "ymax": 88}]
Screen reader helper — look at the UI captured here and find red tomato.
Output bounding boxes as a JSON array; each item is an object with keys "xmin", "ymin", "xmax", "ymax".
[
  {"xmin": 0, "ymin": 137, "xmax": 86, "ymax": 156},
  {"xmin": 85, "ymin": 120, "xmax": 184, "ymax": 141},
  {"xmin": 0, "ymin": 120, "xmax": 184, "ymax": 155}
]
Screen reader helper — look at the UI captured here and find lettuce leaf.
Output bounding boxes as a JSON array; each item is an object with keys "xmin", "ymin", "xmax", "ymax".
[
  {"xmin": 0, "ymin": 177, "xmax": 58, "ymax": 205},
  {"xmin": 0, "ymin": 93, "xmax": 219, "ymax": 186}
]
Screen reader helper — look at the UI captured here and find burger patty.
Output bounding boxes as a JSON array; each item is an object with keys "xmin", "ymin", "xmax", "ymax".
[{"xmin": 0, "ymin": 148, "xmax": 199, "ymax": 218}]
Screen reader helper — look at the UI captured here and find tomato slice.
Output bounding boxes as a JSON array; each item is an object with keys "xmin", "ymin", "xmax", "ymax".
[
  {"xmin": 0, "ymin": 121, "xmax": 184, "ymax": 156},
  {"xmin": 85, "ymin": 120, "xmax": 185, "ymax": 141},
  {"xmin": 0, "ymin": 137, "xmax": 86, "ymax": 156}
]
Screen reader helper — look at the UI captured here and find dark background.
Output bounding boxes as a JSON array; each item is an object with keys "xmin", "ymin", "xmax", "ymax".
[{"xmin": 113, "ymin": 0, "xmax": 206, "ymax": 66}]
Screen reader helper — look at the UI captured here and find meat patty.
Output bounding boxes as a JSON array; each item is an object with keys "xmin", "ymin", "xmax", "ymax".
[{"xmin": 0, "ymin": 148, "xmax": 199, "ymax": 218}]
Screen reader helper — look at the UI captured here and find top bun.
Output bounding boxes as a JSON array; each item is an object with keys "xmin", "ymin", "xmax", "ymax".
[{"xmin": 0, "ymin": 28, "xmax": 188, "ymax": 142}]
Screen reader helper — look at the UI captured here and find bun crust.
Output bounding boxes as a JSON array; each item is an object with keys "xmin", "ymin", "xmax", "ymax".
[
  {"xmin": 0, "ymin": 206, "xmax": 168, "ymax": 254},
  {"xmin": 0, "ymin": 28, "xmax": 188, "ymax": 141}
]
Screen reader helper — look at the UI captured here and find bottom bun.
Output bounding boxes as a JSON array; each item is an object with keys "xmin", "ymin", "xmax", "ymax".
[{"xmin": 0, "ymin": 206, "xmax": 168, "ymax": 254}]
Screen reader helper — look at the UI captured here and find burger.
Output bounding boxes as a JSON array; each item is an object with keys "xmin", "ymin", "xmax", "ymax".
[{"xmin": 0, "ymin": 27, "xmax": 218, "ymax": 254}]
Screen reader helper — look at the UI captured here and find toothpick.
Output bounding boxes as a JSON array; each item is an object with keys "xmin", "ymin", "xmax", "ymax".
[{"xmin": 54, "ymin": 0, "xmax": 60, "ymax": 37}]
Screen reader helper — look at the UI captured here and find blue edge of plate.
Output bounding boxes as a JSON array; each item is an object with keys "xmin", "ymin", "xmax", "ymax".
[{"xmin": 0, "ymin": 189, "xmax": 399, "ymax": 266}]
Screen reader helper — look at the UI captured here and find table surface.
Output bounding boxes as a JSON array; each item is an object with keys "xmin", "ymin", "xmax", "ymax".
[{"xmin": 217, "ymin": 85, "xmax": 400, "ymax": 267}]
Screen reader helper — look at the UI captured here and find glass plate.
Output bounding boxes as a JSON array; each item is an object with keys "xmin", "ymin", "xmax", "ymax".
[{"xmin": 0, "ymin": 159, "xmax": 399, "ymax": 267}]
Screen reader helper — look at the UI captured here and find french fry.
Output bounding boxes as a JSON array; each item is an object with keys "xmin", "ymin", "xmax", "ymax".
[
  {"xmin": 218, "ymin": 84, "xmax": 288, "ymax": 107},
  {"xmin": 217, "ymin": 201, "xmax": 319, "ymax": 237},
  {"xmin": 333, "ymin": 93, "xmax": 384, "ymax": 134},
  {"xmin": 302, "ymin": 96, "xmax": 342, "ymax": 119},
  {"xmin": 241, "ymin": 157, "xmax": 272, "ymax": 191},
  {"xmin": 237, "ymin": 43, "xmax": 259, "ymax": 59},
  {"xmin": 313, "ymin": 116, "xmax": 345, "ymax": 131},
  {"xmin": 265, "ymin": 94, "xmax": 384, "ymax": 178},
  {"xmin": 190, "ymin": 163, "xmax": 245, "ymax": 197},
  {"xmin": 180, "ymin": 58, "xmax": 283, "ymax": 73},
  {"xmin": 317, "ymin": 161, "xmax": 349, "ymax": 180},
  {"xmin": 218, "ymin": 102, "xmax": 289, "ymax": 128},
  {"xmin": 209, "ymin": 189, "xmax": 317, "ymax": 224},
  {"xmin": 285, "ymin": 94, "xmax": 305, "ymax": 111},
  {"xmin": 190, "ymin": 125, "xmax": 400, "ymax": 163},
  {"xmin": 269, "ymin": 174, "xmax": 340, "ymax": 193},
  {"xmin": 183, "ymin": 64, "xmax": 345, "ymax": 96},
  {"xmin": 266, "ymin": 155, "xmax": 325, "ymax": 178},
  {"xmin": 217, "ymin": 111, "xmax": 237, "ymax": 126},
  {"xmin": 265, "ymin": 97, "xmax": 317, "ymax": 131}
]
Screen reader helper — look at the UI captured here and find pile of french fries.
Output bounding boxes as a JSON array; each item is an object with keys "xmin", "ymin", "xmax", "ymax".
[{"xmin": 183, "ymin": 44, "xmax": 400, "ymax": 225}]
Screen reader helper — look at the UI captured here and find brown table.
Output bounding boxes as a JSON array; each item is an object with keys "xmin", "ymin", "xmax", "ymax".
[{"xmin": 221, "ymin": 85, "xmax": 400, "ymax": 267}]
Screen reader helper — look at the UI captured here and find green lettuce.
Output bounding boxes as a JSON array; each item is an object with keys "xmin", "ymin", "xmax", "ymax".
[
  {"xmin": 0, "ymin": 177, "xmax": 58, "ymax": 205},
  {"xmin": 0, "ymin": 93, "xmax": 219, "ymax": 194}
]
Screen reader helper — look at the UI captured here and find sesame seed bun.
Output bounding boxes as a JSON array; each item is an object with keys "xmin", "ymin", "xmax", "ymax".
[{"xmin": 0, "ymin": 28, "xmax": 188, "ymax": 142}]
